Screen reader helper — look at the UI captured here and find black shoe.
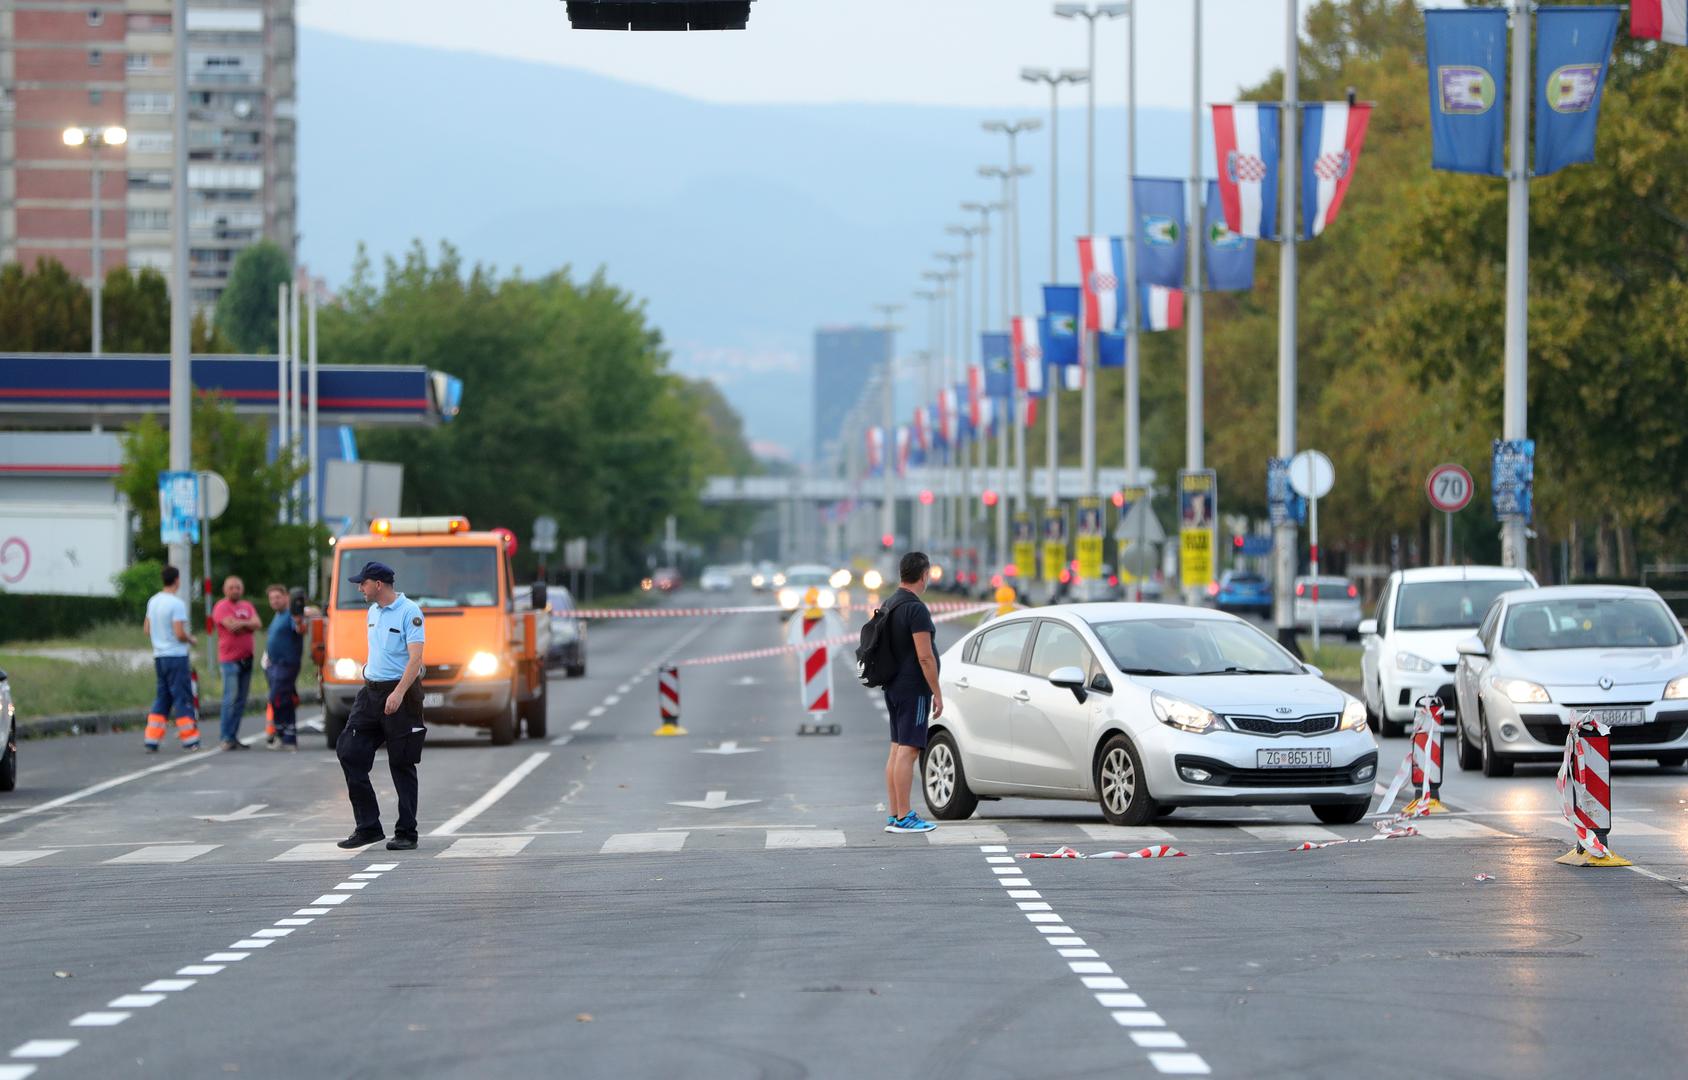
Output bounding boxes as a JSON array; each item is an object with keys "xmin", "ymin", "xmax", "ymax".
[
  {"xmin": 336, "ymin": 830, "xmax": 385, "ymax": 849},
  {"xmin": 385, "ymin": 835, "xmax": 418, "ymax": 851}
]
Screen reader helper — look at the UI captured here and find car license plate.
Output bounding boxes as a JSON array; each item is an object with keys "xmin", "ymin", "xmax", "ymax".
[
  {"xmin": 1572, "ymin": 707, "xmax": 1644, "ymax": 728},
  {"xmin": 422, "ymin": 693, "xmax": 444, "ymax": 709},
  {"xmin": 1256, "ymin": 748, "xmax": 1332, "ymax": 769}
]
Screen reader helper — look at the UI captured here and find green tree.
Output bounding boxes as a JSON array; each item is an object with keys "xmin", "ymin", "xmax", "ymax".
[
  {"xmin": 214, "ymin": 240, "xmax": 292, "ymax": 353},
  {"xmin": 0, "ymin": 257, "xmax": 91, "ymax": 351},
  {"xmin": 100, "ymin": 267, "xmax": 170, "ymax": 352}
]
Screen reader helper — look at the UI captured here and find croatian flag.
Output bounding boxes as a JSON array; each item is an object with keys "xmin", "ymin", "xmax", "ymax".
[
  {"xmin": 1075, "ymin": 236, "xmax": 1126, "ymax": 331},
  {"xmin": 894, "ymin": 425, "xmax": 910, "ymax": 476},
  {"xmin": 1141, "ymin": 285, "xmax": 1185, "ymax": 332},
  {"xmin": 978, "ymin": 395, "xmax": 996, "ymax": 437},
  {"xmin": 912, "ymin": 405, "xmax": 930, "ymax": 454},
  {"xmin": 1633, "ymin": 1, "xmax": 1687, "ymax": 45},
  {"xmin": 1012, "ymin": 315, "xmax": 1044, "ymax": 398},
  {"xmin": 967, "ymin": 363, "xmax": 984, "ymax": 430},
  {"xmin": 939, "ymin": 387, "xmax": 959, "ymax": 446},
  {"xmin": 1300, "ymin": 102, "xmax": 1372, "ymax": 239},
  {"xmin": 1211, "ymin": 102, "xmax": 1282, "ymax": 239},
  {"xmin": 866, "ymin": 426, "xmax": 884, "ymax": 475}
]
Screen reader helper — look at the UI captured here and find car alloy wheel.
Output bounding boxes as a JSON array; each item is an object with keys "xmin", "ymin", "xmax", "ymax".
[
  {"xmin": 925, "ymin": 741, "xmax": 956, "ymax": 807},
  {"xmin": 1095, "ymin": 734, "xmax": 1156, "ymax": 826},
  {"xmin": 920, "ymin": 732, "xmax": 978, "ymax": 819},
  {"xmin": 1100, "ymin": 746, "xmax": 1136, "ymax": 816}
]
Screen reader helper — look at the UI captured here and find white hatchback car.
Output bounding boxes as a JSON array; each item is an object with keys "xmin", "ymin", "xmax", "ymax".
[
  {"xmin": 921, "ymin": 604, "xmax": 1379, "ymax": 826},
  {"xmin": 1453, "ymin": 586, "xmax": 1688, "ymax": 776},
  {"xmin": 1359, "ymin": 566, "xmax": 1537, "ymax": 736}
]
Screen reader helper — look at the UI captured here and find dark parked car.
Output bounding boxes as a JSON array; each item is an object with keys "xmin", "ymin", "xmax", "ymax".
[{"xmin": 545, "ymin": 586, "xmax": 587, "ymax": 678}]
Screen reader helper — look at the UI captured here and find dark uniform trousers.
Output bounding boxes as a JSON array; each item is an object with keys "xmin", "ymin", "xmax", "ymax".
[{"xmin": 337, "ymin": 679, "xmax": 426, "ymax": 838}]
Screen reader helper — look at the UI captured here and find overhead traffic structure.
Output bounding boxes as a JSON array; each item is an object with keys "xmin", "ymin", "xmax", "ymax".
[{"xmin": 563, "ymin": 0, "xmax": 754, "ymax": 31}]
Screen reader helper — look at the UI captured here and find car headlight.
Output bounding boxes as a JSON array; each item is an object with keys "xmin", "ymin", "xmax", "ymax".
[
  {"xmin": 332, "ymin": 657, "xmax": 361, "ymax": 680},
  {"xmin": 772, "ymin": 573, "xmax": 787, "ymax": 587},
  {"xmin": 817, "ymin": 588, "xmax": 836, "ymax": 609},
  {"xmin": 1151, "ymin": 691, "xmax": 1221, "ymax": 734},
  {"xmin": 1490, "ymin": 676, "xmax": 1550, "ymax": 704},
  {"xmin": 1340, "ymin": 697, "xmax": 1369, "ymax": 732},
  {"xmin": 466, "ymin": 651, "xmax": 500, "ymax": 677},
  {"xmin": 1394, "ymin": 651, "xmax": 1436, "ymax": 673},
  {"xmin": 778, "ymin": 588, "xmax": 799, "ymax": 610},
  {"xmin": 862, "ymin": 569, "xmax": 884, "ymax": 591},
  {"xmin": 1665, "ymin": 676, "xmax": 1688, "ymax": 701}
]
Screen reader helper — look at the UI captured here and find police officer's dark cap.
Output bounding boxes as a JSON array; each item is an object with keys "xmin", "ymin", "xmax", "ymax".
[{"xmin": 348, "ymin": 561, "xmax": 396, "ymax": 584}]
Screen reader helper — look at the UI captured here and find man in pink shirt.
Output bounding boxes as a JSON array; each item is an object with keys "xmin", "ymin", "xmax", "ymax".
[{"xmin": 212, "ymin": 575, "xmax": 263, "ymax": 750}]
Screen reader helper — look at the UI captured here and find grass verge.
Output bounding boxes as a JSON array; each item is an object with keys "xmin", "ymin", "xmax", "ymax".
[{"xmin": 0, "ymin": 651, "xmax": 272, "ymax": 721}]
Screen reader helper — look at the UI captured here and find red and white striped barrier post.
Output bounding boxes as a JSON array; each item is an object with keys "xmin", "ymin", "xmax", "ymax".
[
  {"xmin": 796, "ymin": 592, "xmax": 839, "ymax": 736},
  {"xmin": 652, "ymin": 664, "xmax": 687, "ymax": 737},
  {"xmin": 1556, "ymin": 717, "xmax": 1630, "ymax": 867},
  {"xmin": 1402, "ymin": 696, "xmax": 1449, "ymax": 815}
]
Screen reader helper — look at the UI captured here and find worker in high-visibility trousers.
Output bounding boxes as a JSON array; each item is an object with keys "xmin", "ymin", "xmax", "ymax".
[{"xmin": 141, "ymin": 565, "xmax": 202, "ymax": 752}]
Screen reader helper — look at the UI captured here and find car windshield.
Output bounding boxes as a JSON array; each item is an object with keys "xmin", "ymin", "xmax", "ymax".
[
  {"xmin": 336, "ymin": 546, "xmax": 501, "ymax": 609},
  {"xmin": 1225, "ymin": 573, "xmax": 1266, "ymax": 586},
  {"xmin": 547, "ymin": 587, "xmax": 575, "ymax": 612},
  {"xmin": 1502, "ymin": 598, "xmax": 1683, "ymax": 651},
  {"xmin": 1087, "ymin": 617, "xmax": 1304, "ymax": 676},
  {"xmin": 784, "ymin": 569, "xmax": 832, "ymax": 587},
  {"xmin": 1395, "ymin": 579, "xmax": 1527, "ymax": 630}
]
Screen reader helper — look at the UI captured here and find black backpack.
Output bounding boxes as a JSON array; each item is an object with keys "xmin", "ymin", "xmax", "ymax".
[{"xmin": 855, "ymin": 591, "xmax": 910, "ymax": 689}]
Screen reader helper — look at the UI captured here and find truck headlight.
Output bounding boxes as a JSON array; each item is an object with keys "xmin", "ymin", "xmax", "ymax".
[
  {"xmin": 1491, "ymin": 676, "xmax": 1550, "ymax": 704},
  {"xmin": 332, "ymin": 658, "xmax": 360, "ymax": 680},
  {"xmin": 467, "ymin": 651, "xmax": 500, "ymax": 677},
  {"xmin": 1340, "ymin": 697, "xmax": 1369, "ymax": 732},
  {"xmin": 1664, "ymin": 676, "xmax": 1688, "ymax": 701},
  {"xmin": 1394, "ymin": 651, "xmax": 1435, "ymax": 673},
  {"xmin": 1152, "ymin": 691, "xmax": 1221, "ymax": 734}
]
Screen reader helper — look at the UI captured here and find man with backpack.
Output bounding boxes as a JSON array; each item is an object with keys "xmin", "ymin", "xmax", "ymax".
[{"xmin": 856, "ymin": 551, "xmax": 943, "ymax": 834}]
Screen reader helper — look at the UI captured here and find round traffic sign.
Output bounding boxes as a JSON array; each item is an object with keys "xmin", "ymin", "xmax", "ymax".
[
  {"xmin": 1426, "ymin": 463, "xmax": 1473, "ymax": 513},
  {"xmin": 1287, "ymin": 450, "xmax": 1334, "ymax": 499},
  {"xmin": 197, "ymin": 470, "xmax": 230, "ymax": 520}
]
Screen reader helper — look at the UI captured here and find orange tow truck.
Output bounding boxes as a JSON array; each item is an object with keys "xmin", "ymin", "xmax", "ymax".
[{"xmin": 314, "ymin": 516, "xmax": 550, "ymax": 747}]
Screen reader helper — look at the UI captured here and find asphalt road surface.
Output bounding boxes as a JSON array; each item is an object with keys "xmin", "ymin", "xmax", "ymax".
[{"xmin": 4, "ymin": 588, "xmax": 1687, "ymax": 1079}]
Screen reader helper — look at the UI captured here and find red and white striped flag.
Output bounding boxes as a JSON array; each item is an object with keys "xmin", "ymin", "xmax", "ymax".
[
  {"xmin": 1633, "ymin": 0, "xmax": 1687, "ymax": 45},
  {"xmin": 1011, "ymin": 315, "xmax": 1043, "ymax": 397}
]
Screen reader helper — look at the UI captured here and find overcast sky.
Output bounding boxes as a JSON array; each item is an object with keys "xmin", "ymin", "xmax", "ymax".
[{"xmin": 296, "ymin": 0, "xmax": 1297, "ymax": 109}]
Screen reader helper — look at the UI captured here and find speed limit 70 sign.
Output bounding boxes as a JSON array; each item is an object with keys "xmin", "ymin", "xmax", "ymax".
[{"xmin": 1426, "ymin": 463, "xmax": 1473, "ymax": 513}]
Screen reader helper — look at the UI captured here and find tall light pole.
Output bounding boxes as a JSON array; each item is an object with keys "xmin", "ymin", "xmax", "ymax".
[
  {"xmin": 913, "ymin": 285, "xmax": 945, "ymax": 547},
  {"xmin": 948, "ymin": 223, "xmax": 982, "ymax": 571},
  {"xmin": 62, "ymin": 125, "xmax": 127, "ymax": 355},
  {"xmin": 873, "ymin": 302, "xmax": 903, "ymax": 555},
  {"xmin": 1501, "ymin": 2, "xmax": 1531, "ymax": 570},
  {"xmin": 933, "ymin": 251, "xmax": 965, "ymax": 552},
  {"xmin": 1019, "ymin": 71, "xmax": 1085, "ymax": 520},
  {"xmin": 1187, "ymin": 0, "xmax": 1205, "ymax": 478},
  {"xmin": 962, "ymin": 199, "xmax": 1006, "ymax": 570},
  {"xmin": 1054, "ymin": 3, "xmax": 1127, "ymax": 501},
  {"xmin": 982, "ymin": 119, "xmax": 1039, "ymax": 518},
  {"xmin": 167, "ymin": 0, "xmax": 192, "ymax": 577},
  {"xmin": 1273, "ymin": 0, "xmax": 1301, "ymax": 639}
]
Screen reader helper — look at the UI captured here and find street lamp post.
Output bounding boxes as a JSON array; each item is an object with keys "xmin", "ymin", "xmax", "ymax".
[
  {"xmin": 62, "ymin": 125, "xmax": 128, "ymax": 355},
  {"xmin": 981, "ymin": 119, "xmax": 1040, "ymax": 521},
  {"xmin": 1053, "ymin": 3, "xmax": 1127, "ymax": 502},
  {"xmin": 947, "ymin": 223, "xmax": 981, "ymax": 573},
  {"xmin": 917, "ymin": 276, "xmax": 948, "ymax": 547},
  {"xmin": 962, "ymin": 199, "xmax": 1005, "ymax": 571},
  {"xmin": 873, "ymin": 302, "xmax": 902, "ymax": 559}
]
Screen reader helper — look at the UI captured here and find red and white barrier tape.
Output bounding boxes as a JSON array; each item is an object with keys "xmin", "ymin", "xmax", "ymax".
[
  {"xmin": 1557, "ymin": 717, "xmax": 1613, "ymax": 859},
  {"xmin": 1016, "ymin": 829, "xmax": 1417, "ymax": 862},
  {"xmin": 672, "ymin": 604, "xmax": 993, "ymax": 668},
  {"xmin": 571, "ymin": 598, "xmax": 992, "ymax": 620},
  {"xmin": 1371, "ymin": 700, "xmax": 1446, "ymax": 833}
]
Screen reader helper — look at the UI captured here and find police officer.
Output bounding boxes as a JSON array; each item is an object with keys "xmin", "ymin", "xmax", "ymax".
[{"xmin": 336, "ymin": 561, "xmax": 427, "ymax": 851}]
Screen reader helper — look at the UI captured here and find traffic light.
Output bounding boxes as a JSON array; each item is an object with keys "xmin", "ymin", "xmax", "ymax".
[
  {"xmin": 1233, "ymin": 535, "xmax": 1245, "ymax": 550},
  {"xmin": 919, "ymin": 489, "xmax": 935, "ymax": 506},
  {"xmin": 1110, "ymin": 490, "xmax": 1125, "ymax": 508},
  {"xmin": 881, "ymin": 533, "xmax": 895, "ymax": 549},
  {"xmin": 981, "ymin": 489, "xmax": 999, "ymax": 508}
]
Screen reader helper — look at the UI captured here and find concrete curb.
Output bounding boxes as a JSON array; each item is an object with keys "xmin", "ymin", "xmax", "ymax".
[{"xmin": 17, "ymin": 698, "xmax": 272, "ymax": 740}]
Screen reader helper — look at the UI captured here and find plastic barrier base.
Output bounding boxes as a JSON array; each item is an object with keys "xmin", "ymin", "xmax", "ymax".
[
  {"xmin": 651, "ymin": 723, "xmax": 689, "ymax": 737},
  {"xmin": 1400, "ymin": 796, "xmax": 1450, "ymax": 815},
  {"xmin": 1555, "ymin": 848, "xmax": 1633, "ymax": 868}
]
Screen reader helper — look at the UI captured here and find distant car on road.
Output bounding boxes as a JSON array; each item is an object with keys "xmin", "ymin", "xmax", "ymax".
[
  {"xmin": 920, "ymin": 604, "xmax": 1378, "ymax": 826},
  {"xmin": 1212, "ymin": 570, "xmax": 1272, "ymax": 614},
  {"xmin": 1453, "ymin": 585, "xmax": 1688, "ymax": 776},
  {"xmin": 699, "ymin": 566, "xmax": 734, "ymax": 592},
  {"xmin": 1066, "ymin": 564, "xmax": 1124, "ymax": 604},
  {"xmin": 1293, "ymin": 575, "xmax": 1364, "ymax": 639},
  {"xmin": 545, "ymin": 586, "xmax": 588, "ymax": 678},
  {"xmin": 1359, "ymin": 565, "xmax": 1536, "ymax": 737},
  {"xmin": 750, "ymin": 561, "xmax": 780, "ymax": 592},
  {"xmin": 777, "ymin": 564, "xmax": 836, "ymax": 616},
  {"xmin": 652, "ymin": 567, "xmax": 682, "ymax": 593},
  {"xmin": 0, "ymin": 668, "xmax": 15, "ymax": 791}
]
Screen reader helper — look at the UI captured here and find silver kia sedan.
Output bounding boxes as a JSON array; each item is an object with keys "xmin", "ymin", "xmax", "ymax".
[
  {"xmin": 1453, "ymin": 585, "xmax": 1688, "ymax": 776},
  {"xmin": 921, "ymin": 604, "xmax": 1379, "ymax": 826}
]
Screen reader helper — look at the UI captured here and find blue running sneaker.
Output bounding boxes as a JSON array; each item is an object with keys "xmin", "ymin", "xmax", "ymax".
[
  {"xmin": 883, "ymin": 815, "xmax": 900, "ymax": 833},
  {"xmin": 886, "ymin": 813, "xmax": 937, "ymax": 834}
]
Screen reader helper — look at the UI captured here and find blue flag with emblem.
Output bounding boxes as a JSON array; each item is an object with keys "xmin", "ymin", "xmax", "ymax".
[
  {"xmin": 1534, "ymin": 6, "xmax": 1622, "ymax": 177},
  {"xmin": 1098, "ymin": 331, "xmax": 1126, "ymax": 369},
  {"xmin": 982, "ymin": 332, "xmax": 1014, "ymax": 398},
  {"xmin": 1203, "ymin": 180, "xmax": 1254, "ymax": 292},
  {"xmin": 1132, "ymin": 178, "xmax": 1187, "ymax": 288},
  {"xmin": 1040, "ymin": 285, "xmax": 1082, "ymax": 367},
  {"xmin": 1425, "ymin": 8, "xmax": 1508, "ymax": 176}
]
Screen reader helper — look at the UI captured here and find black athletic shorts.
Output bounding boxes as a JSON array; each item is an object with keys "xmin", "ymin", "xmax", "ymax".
[{"xmin": 884, "ymin": 691, "xmax": 931, "ymax": 749}]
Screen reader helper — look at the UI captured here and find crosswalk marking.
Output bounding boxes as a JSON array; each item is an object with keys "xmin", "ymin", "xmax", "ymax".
[
  {"xmin": 0, "ymin": 850, "xmax": 59, "ymax": 866},
  {"xmin": 1535, "ymin": 815, "xmax": 1674, "ymax": 839},
  {"xmin": 104, "ymin": 844, "xmax": 218, "ymax": 865},
  {"xmin": 1078, "ymin": 824, "xmax": 1177, "ymax": 843},
  {"xmin": 271, "ymin": 843, "xmax": 359, "ymax": 862},
  {"xmin": 766, "ymin": 829, "xmax": 846, "ymax": 850},
  {"xmin": 601, "ymin": 832, "xmax": 687, "ymax": 854},
  {"xmin": 1235, "ymin": 824, "xmax": 1343, "ymax": 843},
  {"xmin": 437, "ymin": 836, "xmax": 535, "ymax": 859},
  {"xmin": 1408, "ymin": 818, "xmax": 1510, "ymax": 840},
  {"xmin": 926, "ymin": 824, "xmax": 1009, "ymax": 845}
]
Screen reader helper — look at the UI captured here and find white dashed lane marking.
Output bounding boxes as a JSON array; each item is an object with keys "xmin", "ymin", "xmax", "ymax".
[
  {"xmin": 571, "ymin": 720, "xmax": 592, "ymax": 731},
  {"xmin": 601, "ymin": 832, "xmax": 687, "ymax": 854},
  {"xmin": 103, "ymin": 844, "xmax": 219, "ymax": 864},
  {"xmin": 437, "ymin": 836, "xmax": 534, "ymax": 858},
  {"xmin": 0, "ymin": 851, "xmax": 59, "ymax": 866},
  {"xmin": 765, "ymin": 829, "xmax": 846, "ymax": 850},
  {"xmin": 271, "ymin": 843, "xmax": 359, "ymax": 862},
  {"xmin": 980, "ymin": 845, "xmax": 1210, "ymax": 1075},
  {"xmin": 10, "ymin": 1041, "xmax": 77, "ymax": 1058}
]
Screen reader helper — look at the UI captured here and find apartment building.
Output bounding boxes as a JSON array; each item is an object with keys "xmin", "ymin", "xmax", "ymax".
[{"xmin": 0, "ymin": 0, "xmax": 296, "ymax": 307}]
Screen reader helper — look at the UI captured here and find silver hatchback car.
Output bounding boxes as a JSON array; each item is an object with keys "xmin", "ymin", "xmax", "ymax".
[{"xmin": 921, "ymin": 604, "xmax": 1379, "ymax": 826}]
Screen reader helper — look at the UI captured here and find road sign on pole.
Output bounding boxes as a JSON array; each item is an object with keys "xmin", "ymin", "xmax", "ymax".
[
  {"xmin": 531, "ymin": 515, "xmax": 559, "ymax": 555},
  {"xmin": 197, "ymin": 470, "xmax": 229, "ymax": 521},
  {"xmin": 1288, "ymin": 450, "xmax": 1335, "ymax": 653},
  {"xmin": 1426, "ymin": 463, "xmax": 1473, "ymax": 565},
  {"xmin": 158, "ymin": 471, "xmax": 200, "ymax": 546}
]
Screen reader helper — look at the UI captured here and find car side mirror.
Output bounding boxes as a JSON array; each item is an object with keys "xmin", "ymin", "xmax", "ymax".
[
  {"xmin": 532, "ymin": 583, "xmax": 548, "ymax": 612},
  {"xmin": 1455, "ymin": 635, "xmax": 1487, "ymax": 658},
  {"xmin": 1358, "ymin": 619, "xmax": 1378, "ymax": 637},
  {"xmin": 1302, "ymin": 663, "xmax": 1324, "ymax": 679},
  {"xmin": 1048, "ymin": 665, "xmax": 1088, "ymax": 704}
]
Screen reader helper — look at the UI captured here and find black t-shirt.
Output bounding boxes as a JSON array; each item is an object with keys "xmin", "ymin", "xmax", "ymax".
[{"xmin": 885, "ymin": 588, "xmax": 938, "ymax": 699}]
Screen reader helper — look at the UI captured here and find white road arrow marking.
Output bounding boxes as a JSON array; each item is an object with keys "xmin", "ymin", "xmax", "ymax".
[
  {"xmin": 731, "ymin": 676, "xmax": 760, "ymax": 686},
  {"xmin": 695, "ymin": 741, "xmax": 761, "ymax": 756},
  {"xmin": 668, "ymin": 789, "xmax": 761, "ymax": 810},
  {"xmin": 200, "ymin": 804, "xmax": 279, "ymax": 823}
]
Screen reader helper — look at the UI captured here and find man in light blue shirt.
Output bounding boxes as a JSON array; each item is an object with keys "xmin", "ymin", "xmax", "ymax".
[
  {"xmin": 335, "ymin": 561, "xmax": 427, "ymax": 851},
  {"xmin": 141, "ymin": 565, "xmax": 200, "ymax": 752}
]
